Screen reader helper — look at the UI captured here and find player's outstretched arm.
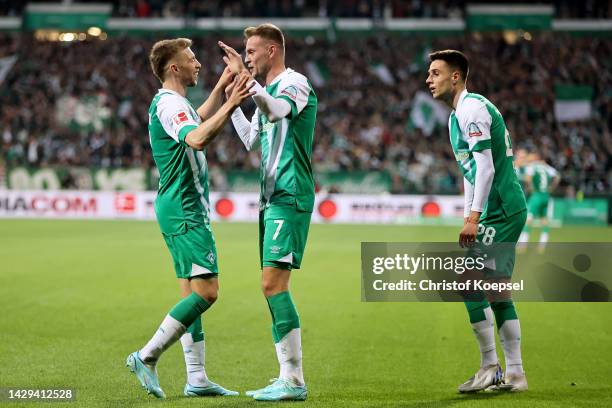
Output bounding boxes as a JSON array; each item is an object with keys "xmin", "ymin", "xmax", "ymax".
[
  {"xmin": 249, "ymin": 81, "xmax": 292, "ymax": 122},
  {"xmin": 218, "ymin": 40, "xmax": 291, "ymax": 122},
  {"xmin": 225, "ymin": 77, "xmax": 261, "ymax": 151},
  {"xmin": 185, "ymin": 73, "xmax": 254, "ymax": 150},
  {"xmin": 196, "ymin": 66, "xmax": 235, "ymax": 121}
]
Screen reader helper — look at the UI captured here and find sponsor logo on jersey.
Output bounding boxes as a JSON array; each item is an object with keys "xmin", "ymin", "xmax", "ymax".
[
  {"xmin": 455, "ymin": 150, "xmax": 469, "ymax": 161},
  {"xmin": 172, "ymin": 111, "xmax": 189, "ymax": 125},
  {"xmin": 468, "ymin": 122, "xmax": 482, "ymax": 137},
  {"xmin": 280, "ymin": 85, "xmax": 298, "ymax": 101}
]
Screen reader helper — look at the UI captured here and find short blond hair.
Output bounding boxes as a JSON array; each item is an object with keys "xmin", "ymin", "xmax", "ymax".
[
  {"xmin": 244, "ymin": 23, "xmax": 285, "ymax": 54},
  {"xmin": 149, "ymin": 38, "xmax": 192, "ymax": 83}
]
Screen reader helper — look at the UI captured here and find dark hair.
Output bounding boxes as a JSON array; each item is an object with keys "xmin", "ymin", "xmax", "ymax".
[
  {"xmin": 149, "ymin": 38, "xmax": 192, "ymax": 83},
  {"xmin": 429, "ymin": 49, "xmax": 469, "ymax": 81}
]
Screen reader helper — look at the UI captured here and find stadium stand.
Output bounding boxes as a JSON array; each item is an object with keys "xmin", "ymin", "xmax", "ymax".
[{"xmin": 0, "ymin": 2, "xmax": 610, "ymax": 197}]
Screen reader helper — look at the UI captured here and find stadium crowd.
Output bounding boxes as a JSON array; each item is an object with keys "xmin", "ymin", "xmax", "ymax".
[
  {"xmin": 0, "ymin": 31, "xmax": 610, "ymax": 195},
  {"xmin": 1, "ymin": 1, "xmax": 609, "ymax": 19}
]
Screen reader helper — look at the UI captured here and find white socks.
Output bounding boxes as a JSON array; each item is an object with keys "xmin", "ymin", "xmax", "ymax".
[
  {"xmin": 471, "ymin": 307, "xmax": 498, "ymax": 367},
  {"xmin": 139, "ymin": 315, "xmax": 186, "ymax": 365},
  {"xmin": 138, "ymin": 316, "xmax": 210, "ymax": 387},
  {"xmin": 180, "ymin": 333, "xmax": 209, "ymax": 386},
  {"xmin": 275, "ymin": 328, "xmax": 304, "ymax": 386},
  {"xmin": 499, "ymin": 319, "xmax": 523, "ymax": 376}
]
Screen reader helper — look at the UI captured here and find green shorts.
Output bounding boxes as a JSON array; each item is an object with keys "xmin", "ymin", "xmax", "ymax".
[
  {"xmin": 528, "ymin": 192, "xmax": 550, "ymax": 218},
  {"xmin": 259, "ymin": 204, "xmax": 312, "ymax": 270},
  {"xmin": 162, "ymin": 223, "xmax": 218, "ymax": 279},
  {"xmin": 470, "ymin": 209, "xmax": 527, "ymax": 278}
]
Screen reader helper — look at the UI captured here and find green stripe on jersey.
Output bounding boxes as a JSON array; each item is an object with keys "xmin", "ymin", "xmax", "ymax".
[
  {"xmin": 148, "ymin": 90, "xmax": 210, "ymax": 235},
  {"xmin": 449, "ymin": 92, "xmax": 526, "ymax": 220},
  {"xmin": 259, "ymin": 73, "xmax": 317, "ymax": 212}
]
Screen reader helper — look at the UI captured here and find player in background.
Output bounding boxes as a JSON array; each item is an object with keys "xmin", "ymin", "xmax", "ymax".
[
  {"xmin": 514, "ymin": 148, "xmax": 530, "ymax": 243},
  {"xmin": 426, "ymin": 50, "xmax": 528, "ymax": 392},
  {"xmin": 518, "ymin": 152, "xmax": 560, "ymax": 253},
  {"xmin": 219, "ymin": 23, "xmax": 317, "ymax": 401},
  {"xmin": 126, "ymin": 38, "xmax": 254, "ymax": 399},
  {"xmin": 513, "ymin": 148, "xmax": 530, "ymax": 253},
  {"xmin": 514, "ymin": 148, "xmax": 529, "ymax": 189}
]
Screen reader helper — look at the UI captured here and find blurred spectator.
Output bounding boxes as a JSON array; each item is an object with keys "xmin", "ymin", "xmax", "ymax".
[
  {"xmin": 0, "ymin": 31, "xmax": 610, "ymax": 195},
  {"xmin": 2, "ymin": 1, "xmax": 611, "ymax": 18}
]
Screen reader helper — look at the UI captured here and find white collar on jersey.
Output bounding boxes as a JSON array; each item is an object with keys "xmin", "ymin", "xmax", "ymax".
[
  {"xmin": 267, "ymin": 68, "xmax": 294, "ymax": 86},
  {"xmin": 157, "ymin": 88, "xmax": 187, "ymax": 99},
  {"xmin": 454, "ymin": 88, "xmax": 469, "ymax": 111}
]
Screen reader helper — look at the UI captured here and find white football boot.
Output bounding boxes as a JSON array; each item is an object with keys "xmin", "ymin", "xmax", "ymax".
[
  {"xmin": 458, "ymin": 363, "xmax": 503, "ymax": 393},
  {"xmin": 489, "ymin": 372, "xmax": 528, "ymax": 392}
]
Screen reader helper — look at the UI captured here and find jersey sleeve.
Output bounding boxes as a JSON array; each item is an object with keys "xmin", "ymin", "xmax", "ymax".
[
  {"xmin": 156, "ymin": 94, "xmax": 199, "ymax": 146},
  {"xmin": 250, "ymin": 109, "xmax": 260, "ymax": 133},
  {"xmin": 247, "ymin": 109, "xmax": 261, "ymax": 150},
  {"xmin": 276, "ymin": 72, "xmax": 311, "ymax": 119},
  {"xmin": 459, "ymin": 98, "xmax": 492, "ymax": 152},
  {"xmin": 230, "ymin": 107, "xmax": 260, "ymax": 151}
]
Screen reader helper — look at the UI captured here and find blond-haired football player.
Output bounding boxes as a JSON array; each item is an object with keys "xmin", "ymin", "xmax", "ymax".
[
  {"xmin": 126, "ymin": 38, "xmax": 253, "ymax": 399},
  {"xmin": 219, "ymin": 24, "xmax": 317, "ymax": 401}
]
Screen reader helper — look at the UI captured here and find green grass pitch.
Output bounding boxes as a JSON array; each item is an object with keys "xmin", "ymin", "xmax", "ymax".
[{"xmin": 1, "ymin": 220, "xmax": 611, "ymax": 407}]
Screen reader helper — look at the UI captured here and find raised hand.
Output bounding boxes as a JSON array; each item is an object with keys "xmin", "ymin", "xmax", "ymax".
[
  {"xmin": 218, "ymin": 41, "xmax": 247, "ymax": 75},
  {"xmin": 227, "ymin": 72, "xmax": 255, "ymax": 108},
  {"xmin": 225, "ymin": 75, "xmax": 237, "ymax": 99},
  {"xmin": 218, "ymin": 66, "xmax": 236, "ymax": 89}
]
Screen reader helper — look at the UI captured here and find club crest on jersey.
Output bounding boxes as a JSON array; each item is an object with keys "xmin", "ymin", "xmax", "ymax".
[
  {"xmin": 172, "ymin": 111, "xmax": 189, "ymax": 125},
  {"xmin": 468, "ymin": 123, "xmax": 482, "ymax": 137},
  {"xmin": 455, "ymin": 150, "xmax": 469, "ymax": 161},
  {"xmin": 280, "ymin": 85, "xmax": 298, "ymax": 100},
  {"xmin": 261, "ymin": 121, "xmax": 275, "ymax": 132}
]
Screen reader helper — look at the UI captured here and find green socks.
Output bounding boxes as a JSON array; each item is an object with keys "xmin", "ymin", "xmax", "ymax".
[
  {"xmin": 169, "ymin": 292, "xmax": 211, "ymax": 327},
  {"xmin": 465, "ymin": 299, "xmax": 490, "ymax": 324},
  {"xmin": 267, "ymin": 291, "xmax": 300, "ymax": 343},
  {"xmin": 490, "ymin": 300, "xmax": 518, "ymax": 329},
  {"xmin": 139, "ymin": 293, "xmax": 210, "ymax": 365},
  {"xmin": 186, "ymin": 316, "xmax": 204, "ymax": 343},
  {"xmin": 466, "ymin": 299, "xmax": 519, "ymax": 328}
]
